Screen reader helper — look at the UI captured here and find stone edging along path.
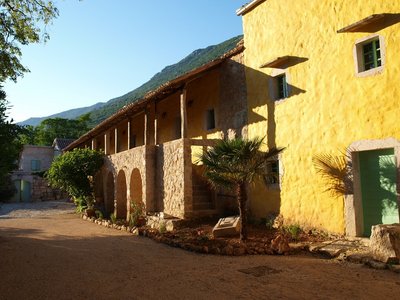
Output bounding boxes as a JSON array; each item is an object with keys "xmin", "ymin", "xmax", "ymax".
[{"xmin": 81, "ymin": 215, "xmax": 400, "ymax": 273}]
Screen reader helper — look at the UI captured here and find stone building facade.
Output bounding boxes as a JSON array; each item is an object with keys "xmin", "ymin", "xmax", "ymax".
[
  {"xmin": 11, "ymin": 145, "xmax": 66, "ymax": 202},
  {"xmin": 67, "ymin": 40, "xmax": 247, "ymax": 220}
]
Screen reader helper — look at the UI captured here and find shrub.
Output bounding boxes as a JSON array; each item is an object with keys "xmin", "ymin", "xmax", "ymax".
[
  {"xmin": 283, "ymin": 224, "xmax": 302, "ymax": 241},
  {"xmin": 129, "ymin": 201, "xmax": 145, "ymax": 227},
  {"xmin": 46, "ymin": 148, "xmax": 103, "ymax": 209},
  {"xmin": 159, "ymin": 222, "xmax": 167, "ymax": 234},
  {"xmin": 95, "ymin": 209, "xmax": 103, "ymax": 220},
  {"xmin": 74, "ymin": 197, "xmax": 87, "ymax": 213},
  {"xmin": 110, "ymin": 212, "xmax": 117, "ymax": 224}
]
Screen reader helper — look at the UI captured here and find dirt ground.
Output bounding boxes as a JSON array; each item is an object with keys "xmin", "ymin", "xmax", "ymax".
[{"xmin": 0, "ymin": 201, "xmax": 399, "ymax": 300}]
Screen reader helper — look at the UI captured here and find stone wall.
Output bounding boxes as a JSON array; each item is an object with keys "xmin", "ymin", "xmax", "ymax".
[
  {"xmin": 156, "ymin": 138, "xmax": 192, "ymax": 218},
  {"xmin": 219, "ymin": 52, "xmax": 248, "ymax": 139},
  {"xmin": 101, "ymin": 145, "xmax": 156, "ymax": 217},
  {"xmin": 31, "ymin": 176, "xmax": 67, "ymax": 201}
]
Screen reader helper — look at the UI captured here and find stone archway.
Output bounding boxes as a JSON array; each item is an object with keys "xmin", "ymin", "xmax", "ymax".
[
  {"xmin": 130, "ymin": 168, "xmax": 143, "ymax": 206},
  {"xmin": 105, "ymin": 172, "xmax": 115, "ymax": 218},
  {"xmin": 116, "ymin": 170, "xmax": 128, "ymax": 220}
]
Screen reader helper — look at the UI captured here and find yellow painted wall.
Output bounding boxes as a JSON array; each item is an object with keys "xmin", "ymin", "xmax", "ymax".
[
  {"xmin": 242, "ymin": 0, "xmax": 400, "ymax": 233},
  {"xmin": 117, "ymin": 120, "xmax": 129, "ymax": 152},
  {"xmin": 187, "ymin": 69, "xmax": 221, "ymax": 140},
  {"xmin": 157, "ymin": 69, "xmax": 223, "ymax": 146},
  {"xmin": 157, "ymin": 92, "xmax": 181, "ymax": 144}
]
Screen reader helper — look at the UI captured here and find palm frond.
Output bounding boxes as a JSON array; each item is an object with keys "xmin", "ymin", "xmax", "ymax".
[
  {"xmin": 313, "ymin": 150, "xmax": 353, "ymax": 195},
  {"xmin": 198, "ymin": 137, "xmax": 284, "ymax": 189}
]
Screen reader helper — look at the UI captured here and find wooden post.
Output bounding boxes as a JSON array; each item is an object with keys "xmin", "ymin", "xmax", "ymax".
[
  {"xmin": 180, "ymin": 88, "xmax": 188, "ymax": 139},
  {"xmin": 144, "ymin": 107, "xmax": 149, "ymax": 145},
  {"xmin": 104, "ymin": 131, "xmax": 110, "ymax": 155},
  {"xmin": 91, "ymin": 138, "xmax": 97, "ymax": 150},
  {"xmin": 154, "ymin": 102, "xmax": 158, "ymax": 145},
  {"xmin": 127, "ymin": 120, "xmax": 131, "ymax": 149},
  {"xmin": 114, "ymin": 128, "xmax": 118, "ymax": 153}
]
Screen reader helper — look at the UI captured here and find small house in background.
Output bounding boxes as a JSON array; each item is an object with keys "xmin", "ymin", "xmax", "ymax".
[
  {"xmin": 53, "ymin": 138, "xmax": 75, "ymax": 157},
  {"xmin": 10, "ymin": 139, "xmax": 73, "ymax": 202}
]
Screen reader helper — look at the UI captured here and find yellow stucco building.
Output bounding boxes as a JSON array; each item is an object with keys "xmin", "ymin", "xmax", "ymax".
[{"xmin": 238, "ymin": 0, "xmax": 400, "ymax": 236}]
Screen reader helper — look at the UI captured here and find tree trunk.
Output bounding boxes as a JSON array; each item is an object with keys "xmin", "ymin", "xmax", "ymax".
[{"xmin": 236, "ymin": 183, "xmax": 248, "ymax": 241}]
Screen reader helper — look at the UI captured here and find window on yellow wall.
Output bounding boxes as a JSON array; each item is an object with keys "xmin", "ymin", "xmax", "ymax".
[
  {"xmin": 264, "ymin": 156, "xmax": 282, "ymax": 189},
  {"xmin": 275, "ymin": 74, "xmax": 289, "ymax": 100},
  {"xmin": 206, "ymin": 108, "xmax": 216, "ymax": 130},
  {"xmin": 362, "ymin": 39, "xmax": 381, "ymax": 71},
  {"xmin": 354, "ymin": 35, "xmax": 385, "ymax": 76}
]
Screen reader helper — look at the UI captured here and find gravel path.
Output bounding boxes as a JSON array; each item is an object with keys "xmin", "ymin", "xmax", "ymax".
[
  {"xmin": 0, "ymin": 201, "xmax": 399, "ymax": 299},
  {"xmin": 0, "ymin": 200, "xmax": 75, "ymax": 218}
]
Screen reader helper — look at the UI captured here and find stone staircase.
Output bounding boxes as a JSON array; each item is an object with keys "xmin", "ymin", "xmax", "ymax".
[{"xmin": 191, "ymin": 166, "xmax": 216, "ymax": 212}]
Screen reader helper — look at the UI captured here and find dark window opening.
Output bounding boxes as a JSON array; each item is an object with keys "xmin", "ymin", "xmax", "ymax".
[
  {"xmin": 206, "ymin": 109, "xmax": 216, "ymax": 130},
  {"xmin": 362, "ymin": 39, "xmax": 381, "ymax": 71},
  {"xmin": 276, "ymin": 74, "xmax": 288, "ymax": 100}
]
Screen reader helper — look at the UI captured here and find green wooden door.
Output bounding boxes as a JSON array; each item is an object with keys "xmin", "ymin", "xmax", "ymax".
[
  {"xmin": 359, "ymin": 148, "xmax": 398, "ymax": 236},
  {"xmin": 12, "ymin": 180, "xmax": 22, "ymax": 202},
  {"xmin": 21, "ymin": 180, "xmax": 31, "ymax": 202}
]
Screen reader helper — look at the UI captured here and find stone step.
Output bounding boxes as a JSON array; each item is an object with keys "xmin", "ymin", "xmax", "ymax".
[
  {"xmin": 193, "ymin": 202, "xmax": 215, "ymax": 210},
  {"xmin": 187, "ymin": 209, "xmax": 218, "ymax": 218}
]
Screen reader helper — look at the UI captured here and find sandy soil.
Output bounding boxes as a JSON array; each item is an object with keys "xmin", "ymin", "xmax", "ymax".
[{"xmin": 0, "ymin": 201, "xmax": 399, "ymax": 300}]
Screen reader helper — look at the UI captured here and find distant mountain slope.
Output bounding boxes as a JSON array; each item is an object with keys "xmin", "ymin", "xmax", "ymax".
[
  {"xmin": 18, "ymin": 102, "xmax": 106, "ymax": 126},
  {"xmin": 18, "ymin": 35, "xmax": 243, "ymax": 127},
  {"xmin": 87, "ymin": 35, "xmax": 243, "ymax": 126}
]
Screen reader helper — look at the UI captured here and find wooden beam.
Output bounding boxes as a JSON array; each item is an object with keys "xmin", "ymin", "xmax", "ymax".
[
  {"xmin": 104, "ymin": 131, "xmax": 110, "ymax": 155},
  {"xmin": 337, "ymin": 14, "xmax": 385, "ymax": 33},
  {"xmin": 91, "ymin": 138, "xmax": 97, "ymax": 150},
  {"xmin": 144, "ymin": 107, "xmax": 149, "ymax": 145},
  {"xmin": 260, "ymin": 55, "xmax": 290, "ymax": 68},
  {"xmin": 180, "ymin": 88, "xmax": 188, "ymax": 139},
  {"xmin": 114, "ymin": 128, "xmax": 118, "ymax": 154},
  {"xmin": 127, "ymin": 120, "xmax": 131, "ymax": 149},
  {"xmin": 154, "ymin": 102, "xmax": 158, "ymax": 145}
]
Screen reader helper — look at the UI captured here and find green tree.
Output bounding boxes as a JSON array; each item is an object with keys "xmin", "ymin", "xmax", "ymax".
[
  {"xmin": 46, "ymin": 148, "xmax": 104, "ymax": 208},
  {"xmin": 34, "ymin": 113, "xmax": 91, "ymax": 145},
  {"xmin": 0, "ymin": 88, "xmax": 23, "ymax": 198},
  {"xmin": 0, "ymin": 0, "xmax": 58, "ymax": 82},
  {"xmin": 18, "ymin": 125, "xmax": 37, "ymax": 144},
  {"xmin": 199, "ymin": 137, "xmax": 283, "ymax": 241}
]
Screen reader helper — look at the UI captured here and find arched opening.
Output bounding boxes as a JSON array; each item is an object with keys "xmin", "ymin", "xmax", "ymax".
[
  {"xmin": 116, "ymin": 170, "xmax": 128, "ymax": 220},
  {"xmin": 130, "ymin": 168, "xmax": 143, "ymax": 206},
  {"xmin": 105, "ymin": 172, "xmax": 115, "ymax": 218},
  {"xmin": 94, "ymin": 171, "xmax": 104, "ymax": 208}
]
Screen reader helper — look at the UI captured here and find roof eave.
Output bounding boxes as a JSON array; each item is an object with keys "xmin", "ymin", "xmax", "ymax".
[{"xmin": 236, "ymin": 0, "xmax": 266, "ymax": 16}]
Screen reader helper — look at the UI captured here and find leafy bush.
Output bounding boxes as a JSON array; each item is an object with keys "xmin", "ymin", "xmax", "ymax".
[
  {"xmin": 129, "ymin": 201, "xmax": 145, "ymax": 228},
  {"xmin": 95, "ymin": 209, "xmax": 103, "ymax": 220},
  {"xmin": 46, "ymin": 148, "xmax": 103, "ymax": 208},
  {"xmin": 110, "ymin": 212, "xmax": 116, "ymax": 224},
  {"xmin": 159, "ymin": 222, "xmax": 167, "ymax": 234},
  {"xmin": 283, "ymin": 224, "xmax": 302, "ymax": 241},
  {"xmin": 74, "ymin": 197, "xmax": 87, "ymax": 213}
]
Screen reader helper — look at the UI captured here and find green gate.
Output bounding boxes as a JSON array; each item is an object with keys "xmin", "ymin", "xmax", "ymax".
[
  {"xmin": 359, "ymin": 148, "xmax": 398, "ymax": 236},
  {"xmin": 11, "ymin": 180, "xmax": 31, "ymax": 202}
]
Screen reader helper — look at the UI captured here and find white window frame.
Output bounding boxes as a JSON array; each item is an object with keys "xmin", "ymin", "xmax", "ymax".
[
  {"xmin": 353, "ymin": 34, "xmax": 385, "ymax": 77},
  {"xmin": 268, "ymin": 69, "xmax": 291, "ymax": 103}
]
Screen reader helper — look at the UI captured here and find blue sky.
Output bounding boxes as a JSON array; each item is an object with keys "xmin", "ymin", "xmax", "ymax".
[{"xmin": 5, "ymin": 0, "xmax": 245, "ymax": 122}]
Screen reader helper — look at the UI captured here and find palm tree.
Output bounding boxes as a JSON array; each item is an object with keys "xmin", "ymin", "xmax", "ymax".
[{"xmin": 199, "ymin": 137, "xmax": 283, "ymax": 241}]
